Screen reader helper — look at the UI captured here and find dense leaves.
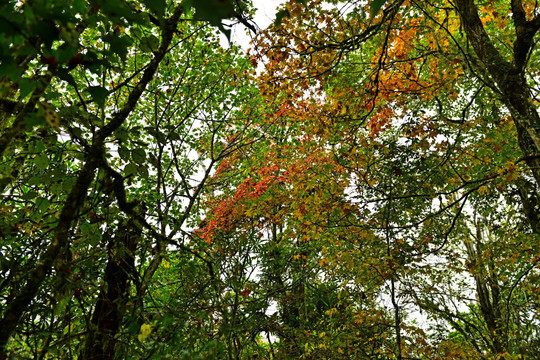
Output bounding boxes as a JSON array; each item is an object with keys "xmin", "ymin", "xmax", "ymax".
[
  {"xmin": 1, "ymin": 0, "xmax": 539, "ymax": 359},
  {"xmin": 0, "ymin": 0, "xmax": 259, "ymax": 358},
  {"xmin": 245, "ymin": 0, "xmax": 540, "ymax": 358}
]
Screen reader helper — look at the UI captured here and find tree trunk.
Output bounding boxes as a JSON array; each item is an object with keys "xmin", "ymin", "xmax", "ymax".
[
  {"xmin": 454, "ymin": 0, "xmax": 540, "ymax": 186},
  {"xmin": 80, "ymin": 220, "xmax": 138, "ymax": 360},
  {"xmin": 464, "ymin": 220, "xmax": 508, "ymax": 354}
]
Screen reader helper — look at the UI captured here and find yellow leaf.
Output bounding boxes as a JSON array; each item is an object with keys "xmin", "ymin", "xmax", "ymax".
[
  {"xmin": 40, "ymin": 103, "xmax": 60, "ymax": 132},
  {"xmin": 138, "ymin": 323, "xmax": 152, "ymax": 342},
  {"xmin": 325, "ymin": 307, "xmax": 338, "ymax": 317},
  {"xmin": 478, "ymin": 185, "xmax": 489, "ymax": 195}
]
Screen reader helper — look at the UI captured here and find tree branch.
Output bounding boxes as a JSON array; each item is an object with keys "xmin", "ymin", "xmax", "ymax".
[{"xmin": 0, "ymin": 5, "xmax": 184, "ymax": 353}]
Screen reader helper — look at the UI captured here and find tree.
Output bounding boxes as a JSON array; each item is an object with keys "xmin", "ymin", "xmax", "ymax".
[
  {"xmin": 0, "ymin": 0, "xmax": 259, "ymax": 358},
  {"xmin": 196, "ymin": 115, "xmax": 398, "ymax": 358},
  {"xmin": 246, "ymin": 0, "xmax": 540, "ymax": 358},
  {"xmin": 2, "ymin": 0, "xmax": 540, "ymax": 358}
]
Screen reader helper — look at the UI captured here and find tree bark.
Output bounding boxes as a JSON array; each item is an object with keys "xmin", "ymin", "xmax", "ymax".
[
  {"xmin": 81, "ymin": 220, "xmax": 139, "ymax": 360},
  {"xmin": 464, "ymin": 221, "xmax": 507, "ymax": 354},
  {"xmin": 454, "ymin": 0, "xmax": 540, "ymax": 186}
]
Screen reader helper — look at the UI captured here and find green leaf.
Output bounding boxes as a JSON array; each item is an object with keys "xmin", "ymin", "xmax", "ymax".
[
  {"xmin": 94, "ymin": 0, "xmax": 145, "ymax": 25},
  {"xmin": 370, "ymin": 0, "xmax": 386, "ymax": 17},
  {"xmin": 131, "ymin": 148, "xmax": 146, "ymax": 164},
  {"xmin": 220, "ymin": 27, "xmax": 231, "ymax": 41},
  {"xmin": 114, "ymin": 128, "xmax": 130, "ymax": 143},
  {"xmin": 81, "ymin": 51, "xmax": 106, "ymax": 74},
  {"xmin": 33, "ymin": 141, "xmax": 45, "ymax": 153},
  {"xmin": 275, "ymin": 9, "xmax": 291, "ymax": 26},
  {"xmin": 190, "ymin": 0, "xmax": 235, "ymax": 39},
  {"xmin": 22, "ymin": 190, "xmax": 38, "ymax": 200},
  {"xmin": 23, "ymin": 112, "xmax": 46, "ymax": 127},
  {"xmin": 168, "ymin": 131, "xmax": 180, "ymax": 141},
  {"xmin": 70, "ymin": 126, "xmax": 83, "ymax": 139},
  {"xmin": 62, "ymin": 178, "xmax": 75, "ymax": 192},
  {"xmin": 0, "ymin": 14, "xmax": 18, "ymax": 36},
  {"xmin": 0, "ymin": 60, "xmax": 23, "ymax": 82},
  {"xmin": 35, "ymin": 154, "xmax": 50, "ymax": 171},
  {"xmin": 80, "ymin": 222, "xmax": 101, "ymax": 246},
  {"xmin": 57, "ymin": 68, "xmax": 76, "ymax": 86},
  {"xmin": 36, "ymin": 197, "xmax": 50, "ymax": 212},
  {"xmin": 130, "ymin": 27, "xmax": 142, "ymax": 39},
  {"xmin": 88, "ymin": 86, "xmax": 109, "ymax": 108},
  {"xmin": 19, "ymin": 78, "xmax": 36, "ymax": 100},
  {"xmin": 31, "ymin": 20, "xmax": 59, "ymax": 49},
  {"xmin": 143, "ymin": 0, "xmax": 166, "ymax": 19},
  {"xmin": 125, "ymin": 163, "xmax": 138, "ymax": 176},
  {"xmin": 137, "ymin": 164, "xmax": 149, "ymax": 179},
  {"xmin": 55, "ymin": 44, "xmax": 78, "ymax": 64},
  {"xmin": 192, "ymin": 0, "xmax": 235, "ymax": 25},
  {"xmin": 126, "ymin": 318, "xmax": 142, "ymax": 334},
  {"xmin": 28, "ymin": 175, "xmax": 43, "ymax": 186},
  {"xmin": 139, "ymin": 34, "xmax": 160, "ymax": 53},
  {"xmin": 54, "ymin": 296, "xmax": 71, "ymax": 316},
  {"xmin": 148, "ymin": 128, "xmax": 166, "ymax": 143},
  {"xmin": 118, "ymin": 147, "xmax": 130, "ymax": 161},
  {"xmin": 104, "ymin": 33, "xmax": 133, "ymax": 62}
]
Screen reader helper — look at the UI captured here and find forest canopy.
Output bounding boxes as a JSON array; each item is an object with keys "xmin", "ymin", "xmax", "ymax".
[{"xmin": 0, "ymin": 0, "xmax": 539, "ymax": 359}]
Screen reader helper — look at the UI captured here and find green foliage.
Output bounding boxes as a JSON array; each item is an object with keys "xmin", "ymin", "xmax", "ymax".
[
  {"xmin": 1, "ymin": 0, "xmax": 540, "ymax": 359},
  {"xmin": 0, "ymin": 0, "xmax": 260, "ymax": 358},
  {"xmin": 370, "ymin": 0, "xmax": 387, "ymax": 17}
]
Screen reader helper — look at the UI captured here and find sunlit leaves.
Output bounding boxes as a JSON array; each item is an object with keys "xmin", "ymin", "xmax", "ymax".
[{"xmin": 138, "ymin": 323, "xmax": 153, "ymax": 342}]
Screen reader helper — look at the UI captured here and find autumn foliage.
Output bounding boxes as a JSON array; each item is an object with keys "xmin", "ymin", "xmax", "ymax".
[{"xmin": 1, "ymin": 0, "xmax": 540, "ymax": 359}]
